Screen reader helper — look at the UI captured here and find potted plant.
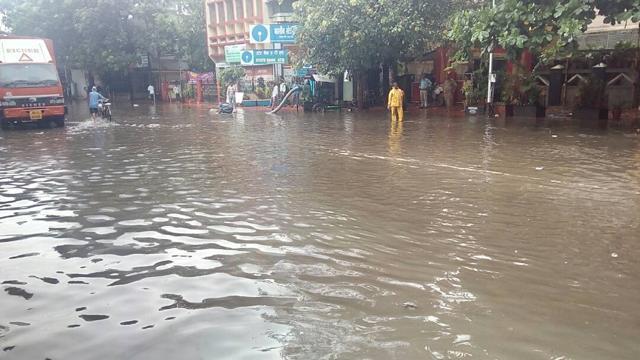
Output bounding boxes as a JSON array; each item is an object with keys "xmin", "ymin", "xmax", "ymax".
[
  {"xmin": 462, "ymin": 80, "xmax": 483, "ymax": 114},
  {"xmin": 495, "ymin": 74, "xmax": 516, "ymax": 117},
  {"xmin": 574, "ymin": 77, "xmax": 608, "ymax": 126},
  {"xmin": 505, "ymin": 72, "xmax": 546, "ymax": 118},
  {"xmin": 248, "ymin": 86, "xmax": 269, "ymax": 107},
  {"xmin": 610, "ymin": 100, "xmax": 632, "ymax": 123}
]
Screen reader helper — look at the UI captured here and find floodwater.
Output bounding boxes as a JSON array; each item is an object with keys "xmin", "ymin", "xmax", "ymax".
[{"xmin": 1, "ymin": 103, "xmax": 639, "ymax": 360}]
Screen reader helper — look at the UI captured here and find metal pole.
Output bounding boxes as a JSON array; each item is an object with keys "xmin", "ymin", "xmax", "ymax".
[
  {"xmin": 487, "ymin": 54, "xmax": 494, "ymax": 104},
  {"xmin": 487, "ymin": 0, "xmax": 496, "ymax": 105}
]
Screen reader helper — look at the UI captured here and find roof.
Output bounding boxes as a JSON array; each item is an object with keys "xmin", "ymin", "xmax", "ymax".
[{"xmin": 586, "ymin": 16, "xmax": 638, "ymax": 34}]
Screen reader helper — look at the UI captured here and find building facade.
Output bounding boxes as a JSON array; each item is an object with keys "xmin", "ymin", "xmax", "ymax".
[{"xmin": 205, "ymin": 0, "xmax": 295, "ymax": 80}]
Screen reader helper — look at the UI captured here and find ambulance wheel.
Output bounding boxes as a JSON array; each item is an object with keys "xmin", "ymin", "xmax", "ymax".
[{"xmin": 54, "ymin": 117, "xmax": 65, "ymax": 128}]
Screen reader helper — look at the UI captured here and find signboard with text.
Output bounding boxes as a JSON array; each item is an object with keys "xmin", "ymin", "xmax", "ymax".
[
  {"xmin": 135, "ymin": 54, "xmax": 149, "ymax": 68},
  {"xmin": 249, "ymin": 23, "xmax": 297, "ymax": 44},
  {"xmin": 224, "ymin": 44, "xmax": 244, "ymax": 63},
  {"xmin": 241, "ymin": 50, "xmax": 288, "ymax": 66},
  {"xmin": 0, "ymin": 39, "xmax": 53, "ymax": 63},
  {"xmin": 270, "ymin": 23, "xmax": 297, "ymax": 43}
]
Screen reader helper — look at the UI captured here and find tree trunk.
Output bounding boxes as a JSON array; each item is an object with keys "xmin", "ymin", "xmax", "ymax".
[
  {"xmin": 88, "ymin": 71, "xmax": 95, "ymax": 89},
  {"xmin": 382, "ymin": 63, "xmax": 390, "ymax": 104},
  {"xmin": 128, "ymin": 68, "xmax": 134, "ymax": 104},
  {"xmin": 356, "ymin": 71, "xmax": 367, "ymax": 110}
]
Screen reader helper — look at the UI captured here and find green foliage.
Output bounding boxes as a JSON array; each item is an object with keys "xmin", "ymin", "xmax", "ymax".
[
  {"xmin": 449, "ymin": 0, "xmax": 600, "ymax": 62},
  {"xmin": 462, "ymin": 64, "xmax": 489, "ymax": 106},
  {"xmin": 462, "ymin": 80, "xmax": 481, "ymax": 106},
  {"xmin": 172, "ymin": 0, "xmax": 214, "ymax": 72},
  {"xmin": 0, "ymin": 0, "xmax": 211, "ymax": 75},
  {"xmin": 253, "ymin": 77, "xmax": 268, "ymax": 99},
  {"xmin": 519, "ymin": 75, "xmax": 542, "ymax": 106},
  {"xmin": 255, "ymin": 86, "xmax": 269, "ymax": 99},
  {"xmin": 447, "ymin": 0, "xmax": 640, "ymax": 63},
  {"xmin": 500, "ymin": 72, "xmax": 542, "ymax": 105},
  {"xmin": 294, "ymin": 0, "xmax": 460, "ymax": 75},
  {"xmin": 576, "ymin": 77, "xmax": 607, "ymax": 109},
  {"xmin": 217, "ymin": 66, "xmax": 245, "ymax": 92}
]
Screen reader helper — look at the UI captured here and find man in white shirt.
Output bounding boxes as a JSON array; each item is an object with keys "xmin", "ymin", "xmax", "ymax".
[
  {"xmin": 226, "ymin": 82, "xmax": 237, "ymax": 111},
  {"xmin": 271, "ymin": 82, "xmax": 280, "ymax": 109},
  {"xmin": 147, "ymin": 84, "xmax": 155, "ymax": 103}
]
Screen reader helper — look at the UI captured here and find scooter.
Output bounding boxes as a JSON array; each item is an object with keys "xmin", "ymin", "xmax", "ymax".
[
  {"xmin": 218, "ymin": 103, "xmax": 234, "ymax": 114},
  {"xmin": 432, "ymin": 85, "xmax": 445, "ymax": 107}
]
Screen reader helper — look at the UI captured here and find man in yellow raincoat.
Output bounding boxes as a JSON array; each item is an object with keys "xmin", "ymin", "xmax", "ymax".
[{"xmin": 387, "ymin": 82, "xmax": 404, "ymax": 121}]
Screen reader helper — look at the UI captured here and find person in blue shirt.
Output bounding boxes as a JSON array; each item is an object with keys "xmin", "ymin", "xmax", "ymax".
[
  {"xmin": 419, "ymin": 74, "xmax": 432, "ymax": 109},
  {"xmin": 88, "ymin": 86, "xmax": 106, "ymax": 120}
]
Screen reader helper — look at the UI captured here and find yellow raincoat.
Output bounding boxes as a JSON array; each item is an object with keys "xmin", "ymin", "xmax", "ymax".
[{"xmin": 388, "ymin": 87, "xmax": 404, "ymax": 121}]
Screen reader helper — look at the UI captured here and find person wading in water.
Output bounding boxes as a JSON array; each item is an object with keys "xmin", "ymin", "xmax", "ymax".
[{"xmin": 387, "ymin": 82, "xmax": 405, "ymax": 122}]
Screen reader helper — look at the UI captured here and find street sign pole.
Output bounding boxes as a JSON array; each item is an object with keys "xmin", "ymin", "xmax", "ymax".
[
  {"xmin": 248, "ymin": 23, "xmax": 296, "ymax": 81},
  {"xmin": 487, "ymin": 0, "xmax": 496, "ymax": 110},
  {"xmin": 274, "ymin": 43, "xmax": 283, "ymax": 81},
  {"xmin": 273, "ymin": 43, "xmax": 277, "ymax": 81}
]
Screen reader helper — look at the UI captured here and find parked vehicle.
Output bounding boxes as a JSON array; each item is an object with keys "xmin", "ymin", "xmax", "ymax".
[
  {"xmin": 0, "ymin": 35, "xmax": 66, "ymax": 129},
  {"xmin": 432, "ymin": 84, "xmax": 445, "ymax": 107}
]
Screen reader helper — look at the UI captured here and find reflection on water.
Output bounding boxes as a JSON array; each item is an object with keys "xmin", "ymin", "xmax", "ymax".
[
  {"xmin": 388, "ymin": 119, "xmax": 403, "ymax": 156},
  {"xmin": 1, "ymin": 104, "xmax": 639, "ymax": 359}
]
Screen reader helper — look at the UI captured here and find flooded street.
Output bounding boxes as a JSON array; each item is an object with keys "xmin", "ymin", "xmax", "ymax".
[{"xmin": 1, "ymin": 104, "xmax": 639, "ymax": 359}]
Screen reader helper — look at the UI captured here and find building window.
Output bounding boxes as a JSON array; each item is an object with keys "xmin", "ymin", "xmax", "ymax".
[
  {"xmin": 208, "ymin": 3, "xmax": 217, "ymax": 25},
  {"xmin": 226, "ymin": 0, "xmax": 234, "ymax": 21},
  {"xmin": 267, "ymin": 0, "xmax": 294, "ymax": 16},
  {"xmin": 256, "ymin": 0, "xmax": 262, "ymax": 17},
  {"xmin": 236, "ymin": 0, "xmax": 244, "ymax": 19},
  {"xmin": 245, "ymin": 0, "xmax": 254, "ymax": 17},
  {"xmin": 217, "ymin": 2, "xmax": 224, "ymax": 23}
]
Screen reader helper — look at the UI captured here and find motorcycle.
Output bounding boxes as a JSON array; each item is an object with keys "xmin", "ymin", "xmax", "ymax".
[
  {"xmin": 432, "ymin": 85, "xmax": 445, "ymax": 107},
  {"xmin": 97, "ymin": 98, "xmax": 112, "ymax": 121}
]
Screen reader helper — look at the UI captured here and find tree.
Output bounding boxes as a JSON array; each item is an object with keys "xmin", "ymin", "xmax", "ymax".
[
  {"xmin": 170, "ymin": 0, "xmax": 214, "ymax": 72},
  {"xmin": 448, "ymin": 0, "xmax": 599, "ymax": 63},
  {"xmin": 0, "ymin": 0, "xmax": 212, "ymax": 76},
  {"xmin": 217, "ymin": 66, "xmax": 245, "ymax": 92},
  {"xmin": 448, "ymin": 0, "xmax": 640, "ymax": 105},
  {"xmin": 448, "ymin": 0, "xmax": 640, "ymax": 62},
  {"xmin": 293, "ymin": 0, "xmax": 458, "ymax": 107}
]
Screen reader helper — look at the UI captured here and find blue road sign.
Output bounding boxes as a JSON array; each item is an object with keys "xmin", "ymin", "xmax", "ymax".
[
  {"xmin": 254, "ymin": 49, "xmax": 288, "ymax": 65},
  {"xmin": 241, "ymin": 50, "xmax": 288, "ymax": 66},
  {"xmin": 250, "ymin": 24, "xmax": 269, "ymax": 43},
  {"xmin": 270, "ymin": 23, "xmax": 297, "ymax": 44},
  {"xmin": 241, "ymin": 51, "xmax": 254, "ymax": 65}
]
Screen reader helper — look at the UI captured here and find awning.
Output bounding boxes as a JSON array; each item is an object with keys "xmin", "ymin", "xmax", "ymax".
[{"xmin": 313, "ymin": 74, "xmax": 336, "ymax": 83}]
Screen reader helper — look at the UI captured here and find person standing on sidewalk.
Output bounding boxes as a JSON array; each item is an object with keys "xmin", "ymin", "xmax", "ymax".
[
  {"xmin": 271, "ymin": 82, "xmax": 280, "ymax": 109},
  {"xmin": 147, "ymin": 84, "xmax": 155, "ymax": 103},
  {"xmin": 279, "ymin": 79, "xmax": 288, "ymax": 104},
  {"xmin": 419, "ymin": 74, "xmax": 432, "ymax": 109},
  {"xmin": 443, "ymin": 70, "xmax": 457, "ymax": 111},
  {"xmin": 387, "ymin": 82, "xmax": 405, "ymax": 122}
]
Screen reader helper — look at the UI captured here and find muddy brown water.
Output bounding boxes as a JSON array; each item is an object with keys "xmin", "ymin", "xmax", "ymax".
[{"xmin": 1, "ymin": 104, "xmax": 639, "ymax": 359}]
